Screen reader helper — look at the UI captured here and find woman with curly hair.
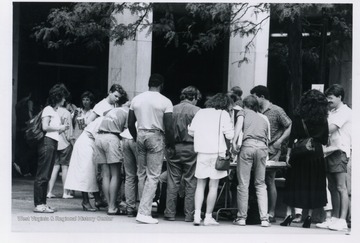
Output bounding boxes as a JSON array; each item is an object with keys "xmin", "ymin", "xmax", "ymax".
[
  {"xmin": 280, "ymin": 89, "xmax": 329, "ymax": 228},
  {"xmin": 33, "ymin": 83, "xmax": 70, "ymax": 213},
  {"xmin": 188, "ymin": 93, "xmax": 234, "ymax": 226}
]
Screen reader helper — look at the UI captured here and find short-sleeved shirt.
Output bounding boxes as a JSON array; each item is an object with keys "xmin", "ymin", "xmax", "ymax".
[
  {"xmin": 262, "ymin": 103, "xmax": 292, "ymax": 145},
  {"xmin": 98, "ymin": 107, "xmax": 128, "ymax": 134},
  {"xmin": 56, "ymin": 107, "xmax": 73, "ymax": 150},
  {"xmin": 130, "ymin": 91, "xmax": 173, "ymax": 132},
  {"xmin": 92, "ymin": 99, "xmax": 114, "ymax": 117},
  {"xmin": 173, "ymin": 100, "xmax": 200, "ymax": 143},
  {"xmin": 42, "ymin": 105, "xmax": 61, "ymax": 141},
  {"xmin": 327, "ymin": 104, "xmax": 352, "ymax": 157},
  {"xmin": 237, "ymin": 109, "xmax": 269, "ymax": 145}
]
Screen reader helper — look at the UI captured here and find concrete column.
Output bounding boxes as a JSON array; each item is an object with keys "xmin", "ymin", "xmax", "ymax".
[
  {"xmin": 108, "ymin": 8, "xmax": 153, "ymax": 99},
  {"xmin": 227, "ymin": 6, "xmax": 270, "ymax": 97}
]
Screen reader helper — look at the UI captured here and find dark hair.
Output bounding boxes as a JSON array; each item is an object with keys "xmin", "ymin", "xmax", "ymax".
[
  {"xmin": 243, "ymin": 95, "xmax": 260, "ymax": 112},
  {"xmin": 325, "ymin": 84, "xmax": 345, "ymax": 101},
  {"xmin": 230, "ymin": 86, "xmax": 243, "ymax": 98},
  {"xmin": 205, "ymin": 93, "xmax": 234, "ymax": 112},
  {"xmin": 250, "ymin": 85, "xmax": 270, "ymax": 100},
  {"xmin": 148, "ymin": 73, "xmax": 164, "ymax": 88},
  {"xmin": 117, "ymin": 94, "xmax": 129, "ymax": 106},
  {"xmin": 180, "ymin": 86, "xmax": 202, "ymax": 101},
  {"xmin": 295, "ymin": 89, "xmax": 328, "ymax": 124},
  {"xmin": 109, "ymin": 84, "xmax": 124, "ymax": 94},
  {"xmin": 47, "ymin": 83, "xmax": 70, "ymax": 107},
  {"xmin": 80, "ymin": 91, "xmax": 95, "ymax": 108}
]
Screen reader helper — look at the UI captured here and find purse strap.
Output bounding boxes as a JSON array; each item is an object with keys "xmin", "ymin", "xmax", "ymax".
[
  {"xmin": 301, "ymin": 119, "xmax": 311, "ymax": 137},
  {"xmin": 217, "ymin": 110, "xmax": 230, "ymax": 155}
]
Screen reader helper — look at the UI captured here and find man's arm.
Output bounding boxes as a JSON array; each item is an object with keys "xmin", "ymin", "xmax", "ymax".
[
  {"xmin": 163, "ymin": 112, "xmax": 175, "ymax": 149},
  {"xmin": 128, "ymin": 110, "xmax": 137, "ymax": 141},
  {"xmin": 273, "ymin": 123, "xmax": 292, "ymax": 149},
  {"xmin": 329, "ymin": 124, "xmax": 339, "ymax": 134},
  {"xmin": 86, "ymin": 111, "xmax": 99, "ymax": 125}
]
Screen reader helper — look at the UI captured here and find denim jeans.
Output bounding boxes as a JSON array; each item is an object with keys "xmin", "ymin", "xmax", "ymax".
[
  {"xmin": 34, "ymin": 137, "xmax": 58, "ymax": 206},
  {"xmin": 236, "ymin": 139, "xmax": 268, "ymax": 221},
  {"xmin": 123, "ymin": 138, "xmax": 142, "ymax": 212},
  {"xmin": 136, "ymin": 130, "xmax": 165, "ymax": 216},
  {"xmin": 164, "ymin": 143, "xmax": 197, "ymax": 219}
]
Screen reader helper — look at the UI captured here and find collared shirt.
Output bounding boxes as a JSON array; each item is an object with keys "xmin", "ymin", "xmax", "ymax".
[
  {"xmin": 172, "ymin": 100, "xmax": 200, "ymax": 143},
  {"xmin": 327, "ymin": 103, "xmax": 352, "ymax": 157},
  {"xmin": 262, "ymin": 103, "xmax": 292, "ymax": 145}
]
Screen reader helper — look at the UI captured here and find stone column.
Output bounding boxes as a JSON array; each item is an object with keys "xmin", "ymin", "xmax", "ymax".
[
  {"xmin": 227, "ymin": 6, "xmax": 270, "ymax": 97},
  {"xmin": 108, "ymin": 9, "xmax": 153, "ymax": 99}
]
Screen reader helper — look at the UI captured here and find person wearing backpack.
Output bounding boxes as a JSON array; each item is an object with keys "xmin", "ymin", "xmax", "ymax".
[{"xmin": 33, "ymin": 84, "xmax": 70, "ymax": 213}]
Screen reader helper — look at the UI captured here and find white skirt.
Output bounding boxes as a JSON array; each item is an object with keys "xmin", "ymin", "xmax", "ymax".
[
  {"xmin": 64, "ymin": 131, "xmax": 99, "ymax": 192},
  {"xmin": 195, "ymin": 152, "xmax": 228, "ymax": 180}
]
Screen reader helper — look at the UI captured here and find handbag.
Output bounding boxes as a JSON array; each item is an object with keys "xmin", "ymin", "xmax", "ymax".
[
  {"xmin": 215, "ymin": 111, "xmax": 231, "ymax": 171},
  {"xmin": 291, "ymin": 119, "xmax": 315, "ymax": 158},
  {"xmin": 24, "ymin": 110, "xmax": 44, "ymax": 147}
]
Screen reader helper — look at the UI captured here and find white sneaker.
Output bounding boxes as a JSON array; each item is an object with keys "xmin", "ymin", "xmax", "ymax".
[
  {"xmin": 33, "ymin": 204, "xmax": 55, "ymax": 213},
  {"xmin": 136, "ymin": 213, "xmax": 159, "ymax": 224},
  {"xmin": 261, "ymin": 220, "xmax": 271, "ymax": 227},
  {"xmin": 204, "ymin": 217, "xmax": 219, "ymax": 226},
  {"xmin": 316, "ymin": 217, "xmax": 336, "ymax": 229},
  {"xmin": 233, "ymin": 218, "xmax": 246, "ymax": 226},
  {"xmin": 62, "ymin": 194, "xmax": 74, "ymax": 199},
  {"xmin": 328, "ymin": 219, "xmax": 348, "ymax": 231}
]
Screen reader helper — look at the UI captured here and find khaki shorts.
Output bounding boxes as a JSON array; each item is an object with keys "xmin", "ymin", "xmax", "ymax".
[
  {"xmin": 326, "ymin": 150, "xmax": 348, "ymax": 173},
  {"xmin": 55, "ymin": 145, "xmax": 73, "ymax": 166},
  {"xmin": 94, "ymin": 133, "xmax": 122, "ymax": 164}
]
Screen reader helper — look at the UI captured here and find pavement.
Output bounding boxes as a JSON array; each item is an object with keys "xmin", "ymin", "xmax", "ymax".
[{"xmin": 9, "ymin": 175, "xmax": 354, "ymax": 242}]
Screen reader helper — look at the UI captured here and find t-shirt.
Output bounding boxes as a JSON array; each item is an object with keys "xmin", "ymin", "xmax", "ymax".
[
  {"xmin": 130, "ymin": 91, "xmax": 173, "ymax": 132},
  {"xmin": 237, "ymin": 109, "xmax": 269, "ymax": 145},
  {"xmin": 56, "ymin": 107, "xmax": 73, "ymax": 150},
  {"xmin": 327, "ymin": 103, "xmax": 352, "ymax": 157},
  {"xmin": 98, "ymin": 107, "xmax": 128, "ymax": 134},
  {"xmin": 262, "ymin": 103, "xmax": 291, "ymax": 145},
  {"xmin": 41, "ymin": 105, "xmax": 61, "ymax": 141},
  {"xmin": 92, "ymin": 99, "xmax": 114, "ymax": 117}
]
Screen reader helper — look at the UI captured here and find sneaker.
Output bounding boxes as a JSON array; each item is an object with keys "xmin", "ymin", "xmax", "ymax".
[
  {"xmin": 136, "ymin": 213, "xmax": 159, "ymax": 224},
  {"xmin": 316, "ymin": 218, "xmax": 336, "ymax": 229},
  {"xmin": 233, "ymin": 218, "xmax": 246, "ymax": 226},
  {"xmin": 33, "ymin": 204, "xmax": 55, "ymax": 213},
  {"xmin": 204, "ymin": 217, "xmax": 219, "ymax": 226},
  {"xmin": 329, "ymin": 219, "xmax": 348, "ymax": 231},
  {"xmin": 261, "ymin": 220, "xmax": 271, "ymax": 227},
  {"xmin": 46, "ymin": 193, "xmax": 56, "ymax": 198},
  {"xmin": 62, "ymin": 194, "xmax": 74, "ymax": 199},
  {"xmin": 164, "ymin": 216, "xmax": 176, "ymax": 221},
  {"xmin": 193, "ymin": 217, "xmax": 202, "ymax": 226}
]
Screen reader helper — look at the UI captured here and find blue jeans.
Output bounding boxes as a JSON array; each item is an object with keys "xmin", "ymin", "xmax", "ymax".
[
  {"xmin": 164, "ymin": 143, "xmax": 197, "ymax": 220},
  {"xmin": 123, "ymin": 138, "xmax": 142, "ymax": 212},
  {"xmin": 236, "ymin": 139, "xmax": 268, "ymax": 221},
  {"xmin": 136, "ymin": 130, "xmax": 165, "ymax": 216},
  {"xmin": 34, "ymin": 137, "xmax": 58, "ymax": 206}
]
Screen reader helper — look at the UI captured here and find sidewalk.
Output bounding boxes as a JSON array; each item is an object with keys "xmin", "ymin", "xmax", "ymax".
[{"xmin": 11, "ymin": 176, "xmax": 350, "ymax": 235}]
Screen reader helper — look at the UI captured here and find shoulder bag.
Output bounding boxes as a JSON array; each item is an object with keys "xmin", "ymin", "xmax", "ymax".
[
  {"xmin": 215, "ymin": 111, "xmax": 231, "ymax": 171},
  {"xmin": 290, "ymin": 119, "xmax": 315, "ymax": 158}
]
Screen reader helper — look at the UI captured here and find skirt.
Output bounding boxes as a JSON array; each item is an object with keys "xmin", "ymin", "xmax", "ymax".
[
  {"xmin": 64, "ymin": 131, "xmax": 99, "ymax": 192},
  {"xmin": 195, "ymin": 152, "xmax": 228, "ymax": 180}
]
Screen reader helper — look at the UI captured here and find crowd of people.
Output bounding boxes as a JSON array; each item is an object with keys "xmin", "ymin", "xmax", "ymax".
[{"xmin": 15, "ymin": 74, "xmax": 351, "ymax": 231}]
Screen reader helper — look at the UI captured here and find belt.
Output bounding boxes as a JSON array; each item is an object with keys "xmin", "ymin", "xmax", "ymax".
[
  {"xmin": 98, "ymin": 131, "xmax": 122, "ymax": 139},
  {"xmin": 138, "ymin": 129, "xmax": 164, "ymax": 134}
]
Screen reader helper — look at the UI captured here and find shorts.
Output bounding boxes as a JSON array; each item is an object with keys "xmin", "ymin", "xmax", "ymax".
[
  {"xmin": 94, "ymin": 133, "xmax": 122, "ymax": 164},
  {"xmin": 326, "ymin": 150, "xmax": 348, "ymax": 173},
  {"xmin": 55, "ymin": 145, "xmax": 73, "ymax": 166}
]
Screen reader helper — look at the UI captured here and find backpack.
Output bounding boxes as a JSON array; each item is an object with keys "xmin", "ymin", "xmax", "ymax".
[{"xmin": 24, "ymin": 110, "xmax": 44, "ymax": 146}]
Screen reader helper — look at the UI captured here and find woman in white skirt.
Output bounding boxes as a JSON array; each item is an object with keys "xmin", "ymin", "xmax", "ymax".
[
  {"xmin": 64, "ymin": 117, "xmax": 105, "ymax": 211},
  {"xmin": 188, "ymin": 93, "xmax": 234, "ymax": 226}
]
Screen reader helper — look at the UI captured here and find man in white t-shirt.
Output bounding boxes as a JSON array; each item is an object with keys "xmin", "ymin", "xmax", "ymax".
[
  {"xmin": 128, "ymin": 73, "xmax": 175, "ymax": 224},
  {"xmin": 322, "ymin": 84, "xmax": 352, "ymax": 231}
]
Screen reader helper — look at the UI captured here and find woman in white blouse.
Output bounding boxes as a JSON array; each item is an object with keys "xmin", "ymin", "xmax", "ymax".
[
  {"xmin": 33, "ymin": 84, "xmax": 70, "ymax": 213},
  {"xmin": 188, "ymin": 93, "xmax": 234, "ymax": 226}
]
